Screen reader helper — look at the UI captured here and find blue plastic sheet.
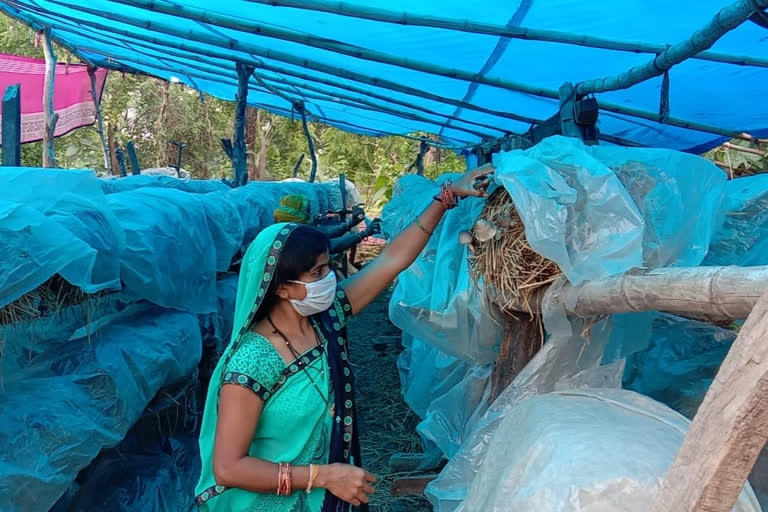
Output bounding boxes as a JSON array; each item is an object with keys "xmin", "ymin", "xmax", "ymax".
[
  {"xmin": 101, "ymin": 175, "xmax": 232, "ymax": 194},
  {"xmin": 0, "ymin": 168, "xmax": 124, "ymax": 309},
  {"xmin": 0, "ymin": 302, "xmax": 202, "ymax": 512},
  {"xmin": 4, "ymin": 1, "xmax": 768, "ymax": 151}
]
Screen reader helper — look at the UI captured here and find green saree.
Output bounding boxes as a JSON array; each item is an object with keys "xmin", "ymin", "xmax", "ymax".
[{"xmin": 195, "ymin": 223, "xmax": 364, "ymax": 512}]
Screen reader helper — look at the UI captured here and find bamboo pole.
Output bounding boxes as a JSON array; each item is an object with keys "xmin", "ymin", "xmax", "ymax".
[
  {"xmin": 73, "ymin": 43, "xmax": 482, "ymax": 144},
  {"xmin": 492, "ymin": 266, "xmax": 768, "ymax": 323},
  {"xmin": 88, "ymin": 67, "xmax": 111, "ymax": 175},
  {"xmin": 241, "ymin": 0, "xmax": 768, "ymax": 70},
  {"xmin": 43, "ymin": 0, "xmax": 751, "ymax": 139},
  {"xmin": 576, "ymin": 0, "xmax": 768, "ymax": 96},
  {"xmin": 41, "ymin": 28, "xmax": 58, "ymax": 168},
  {"xmin": 37, "ymin": 9, "xmax": 541, "ymax": 129}
]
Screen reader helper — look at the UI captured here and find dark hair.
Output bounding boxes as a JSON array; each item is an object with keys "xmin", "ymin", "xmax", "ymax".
[{"xmin": 254, "ymin": 225, "xmax": 330, "ymax": 320}]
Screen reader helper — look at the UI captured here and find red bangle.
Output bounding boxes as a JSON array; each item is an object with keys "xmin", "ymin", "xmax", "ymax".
[
  {"xmin": 277, "ymin": 462, "xmax": 292, "ymax": 496},
  {"xmin": 437, "ymin": 180, "xmax": 458, "ymax": 210}
]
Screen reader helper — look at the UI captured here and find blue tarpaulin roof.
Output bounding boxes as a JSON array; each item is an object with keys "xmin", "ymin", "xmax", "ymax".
[{"xmin": 2, "ymin": 0, "xmax": 768, "ymax": 152}]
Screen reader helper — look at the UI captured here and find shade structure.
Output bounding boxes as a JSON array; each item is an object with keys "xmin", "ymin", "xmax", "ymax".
[{"xmin": 2, "ymin": 0, "xmax": 768, "ymax": 152}]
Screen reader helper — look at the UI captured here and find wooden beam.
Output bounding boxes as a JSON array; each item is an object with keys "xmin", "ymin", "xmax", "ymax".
[
  {"xmin": 41, "ymin": 28, "xmax": 59, "ymax": 168},
  {"xmin": 125, "ymin": 140, "xmax": 141, "ymax": 175},
  {"xmin": 489, "ymin": 265, "xmax": 768, "ymax": 323},
  {"xmin": 722, "ymin": 142, "xmax": 767, "ymax": 157},
  {"xmin": 576, "ymin": 0, "xmax": 768, "ymax": 96},
  {"xmin": 88, "ymin": 67, "xmax": 111, "ymax": 174},
  {"xmin": 2, "ymin": 84, "xmax": 21, "ymax": 167},
  {"xmin": 233, "ymin": 63, "xmax": 253, "ymax": 187},
  {"xmin": 651, "ymin": 288, "xmax": 768, "ymax": 512}
]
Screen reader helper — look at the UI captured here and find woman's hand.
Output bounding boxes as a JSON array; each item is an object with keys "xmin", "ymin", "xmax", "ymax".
[
  {"xmin": 449, "ymin": 164, "xmax": 495, "ymax": 199},
  {"xmin": 317, "ymin": 463, "xmax": 377, "ymax": 506}
]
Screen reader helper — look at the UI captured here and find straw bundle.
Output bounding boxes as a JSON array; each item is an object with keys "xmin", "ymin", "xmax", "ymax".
[
  {"xmin": 468, "ymin": 188, "xmax": 562, "ymax": 313},
  {"xmin": 0, "ymin": 276, "xmax": 97, "ymax": 326}
]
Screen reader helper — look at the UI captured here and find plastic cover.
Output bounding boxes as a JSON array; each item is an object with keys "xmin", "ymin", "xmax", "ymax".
[
  {"xmin": 493, "ymin": 137, "xmax": 726, "ymax": 284},
  {"xmin": 382, "ymin": 173, "xmax": 505, "ymax": 365},
  {"xmin": 704, "ymin": 174, "xmax": 768, "ymax": 266},
  {"xmin": 100, "ymin": 175, "xmax": 231, "ymax": 194},
  {"xmin": 0, "ymin": 301, "xmax": 202, "ymax": 512},
  {"xmin": 446, "ymin": 389, "xmax": 760, "ymax": 512},
  {"xmin": 0, "ymin": 168, "xmax": 124, "ymax": 309}
]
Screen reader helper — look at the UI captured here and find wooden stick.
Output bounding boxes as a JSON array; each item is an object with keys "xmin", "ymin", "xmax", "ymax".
[
  {"xmin": 2, "ymin": 84, "xmax": 21, "ymax": 167},
  {"xmin": 41, "ymin": 28, "xmax": 58, "ymax": 168},
  {"xmin": 722, "ymin": 142, "xmax": 767, "ymax": 157},
  {"xmin": 297, "ymin": 103, "xmax": 318, "ymax": 183},
  {"xmin": 491, "ymin": 266, "xmax": 768, "ymax": 322},
  {"xmin": 241, "ymin": 0, "xmax": 768, "ymax": 69},
  {"xmin": 43, "ymin": 0, "xmax": 751, "ymax": 140},
  {"xmin": 233, "ymin": 63, "xmax": 253, "ymax": 188},
  {"xmin": 88, "ymin": 67, "xmax": 111, "ymax": 174},
  {"xmin": 651, "ymin": 288, "xmax": 768, "ymax": 512},
  {"xmin": 576, "ymin": 0, "xmax": 768, "ymax": 96}
]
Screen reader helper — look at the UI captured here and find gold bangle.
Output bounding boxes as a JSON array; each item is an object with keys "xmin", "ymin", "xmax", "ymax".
[{"xmin": 414, "ymin": 217, "xmax": 432, "ymax": 235}]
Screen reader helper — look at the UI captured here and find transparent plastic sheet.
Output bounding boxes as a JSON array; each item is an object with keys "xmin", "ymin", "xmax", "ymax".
[
  {"xmin": 0, "ymin": 168, "xmax": 125, "ymax": 308},
  {"xmin": 428, "ymin": 140, "xmax": 733, "ymax": 511},
  {"xmin": 383, "ymin": 174, "xmax": 504, "ymax": 365},
  {"xmin": 450, "ymin": 389, "xmax": 760, "ymax": 512},
  {"xmin": 396, "ymin": 336, "xmax": 492, "ymax": 463},
  {"xmin": 493, "ymin": 136, "xmax": 726, "ymax": 283},
  {"xmin": 323, "ymin": 177, "xmax": 364, "ymax": 209},
  {"xmin": 100, "ymin": 175, "xmax": 231, "ymax": 194},
  {"xmin": 704, "ymin": 174, "xmax": 768, "ymax": 266},
  {"xmin": 105, "ymin": 188, "xmax": 219, "ymax": 313},
  {"xmin": 0, "ymin": 302, "xmax": 202, "ymax": 512}
]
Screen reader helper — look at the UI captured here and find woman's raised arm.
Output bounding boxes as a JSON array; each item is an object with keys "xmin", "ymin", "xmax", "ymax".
[{"xmin": 342, "ymin": 165, "xmax": 494, "ymax": 315}]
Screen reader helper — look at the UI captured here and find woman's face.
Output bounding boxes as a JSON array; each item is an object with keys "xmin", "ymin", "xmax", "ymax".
[{"xmin": 280, "ymin": 251, "xmax": 331, "ymax": 301}]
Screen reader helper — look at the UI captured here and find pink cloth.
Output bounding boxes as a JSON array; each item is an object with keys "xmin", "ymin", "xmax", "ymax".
[{"xmin": 0, "ymin": 53, "xmax": 107, "ymax": 144}]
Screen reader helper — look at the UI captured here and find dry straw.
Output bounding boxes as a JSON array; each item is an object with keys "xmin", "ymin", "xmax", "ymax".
[{"xmin": 468, "ymin": 188, "xmax": 562, "ymax": 314}]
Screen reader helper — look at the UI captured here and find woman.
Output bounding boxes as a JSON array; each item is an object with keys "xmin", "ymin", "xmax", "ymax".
[{"xmin": 195, "ymin": 166, "xmax": 493, "ymax": 511}]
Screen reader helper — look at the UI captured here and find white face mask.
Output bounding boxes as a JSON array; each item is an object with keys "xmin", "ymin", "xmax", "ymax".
[{"xmin": 288, "ymin": 271, "xmax": 337, "ymax": 316}]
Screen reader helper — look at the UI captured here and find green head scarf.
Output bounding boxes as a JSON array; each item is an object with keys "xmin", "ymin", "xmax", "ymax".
[{"xmin": 274, "ymin": 194, "xmax": 311, "ymax": 224}]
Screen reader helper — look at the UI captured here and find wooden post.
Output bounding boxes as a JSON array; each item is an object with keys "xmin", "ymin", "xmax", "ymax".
[
  {"xmin": 292, "ymin": 153, "xmax": 305, "ymax": 178},
  {"xmin": 297, "ymin": 103, "xmax": 319, "ymax": 182},
  {"xmin": 107, "ymin": 122, "xmax": 120, "ymax": 174},
  {"xmin": 2, "ymin": 84, "xmax": 21, "ymax": 167},
  {"xmin": 114, "ymin": 147, "xmax": 128, "ymax": 177},
  {"xmin": 651, "ymin": 289, "xmax": 768, "ymax": 512},
  {"xmin": 233, "ymin": 63, "xmax": 253, "ymax": 187},
  {"xmin": 88, "ymin": 67, "xmax": 111, "ymax": 174},
  {"xmin": 125, "ymin": 140, "xmax": 141, "ymax": 175},
  {"xmin": 490, "ymin": 313, "xmax": 540, "ymax": 402},
  {"xmin": 41, "ymin": 29, "xmax": 59, "ymax": 168}
]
